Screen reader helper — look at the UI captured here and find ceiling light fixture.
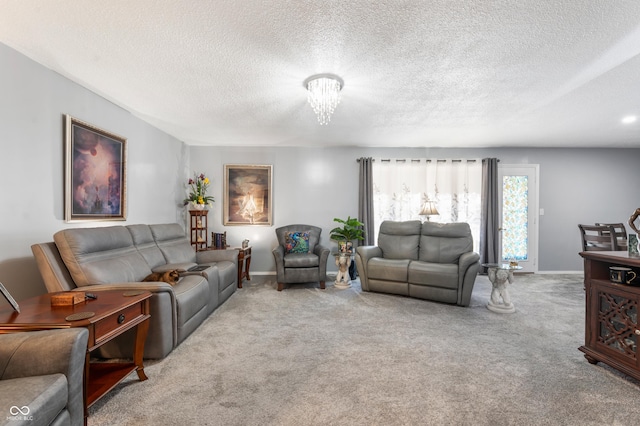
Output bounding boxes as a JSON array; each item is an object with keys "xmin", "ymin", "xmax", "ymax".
[
  {"xmin": 304, "ymin": 74, "xmax": 343, "ymax": 125},
  {"xmin": 622, "ymin": 115, "xmax": 637, "ymax": 124}
]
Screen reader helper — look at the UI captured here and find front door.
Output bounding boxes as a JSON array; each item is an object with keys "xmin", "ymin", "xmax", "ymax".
[{"xmin": 498, "ymin": 164, "xmax": 539, "ymax": 273}]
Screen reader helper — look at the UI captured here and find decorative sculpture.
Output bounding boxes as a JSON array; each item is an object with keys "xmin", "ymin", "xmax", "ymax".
[
  {"xmin": 486, "ymin": 266, "xmax": 517, "ymax": 314},
  {"xmin": 628, "ymin": 208, "xmax": 640, "ymax": 257},
  {"xmin": 335, "ymin": 254, "xmax": 351, "ymax": 287},
  {"xmin": 629, "ymin": 208, "xmax": 640, "ymax": 235}
]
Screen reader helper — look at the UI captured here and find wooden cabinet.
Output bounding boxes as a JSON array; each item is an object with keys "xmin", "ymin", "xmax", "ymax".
[
  {"xmin": 579, "ymin": 251, "xmax": 640, "ymax": 380},
  {"xmin": 189, "ymin": 210, "xmax": 208, "ymax": 251}
]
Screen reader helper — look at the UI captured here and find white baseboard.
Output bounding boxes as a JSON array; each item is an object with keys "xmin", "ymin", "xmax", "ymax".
[{"xmin": 536, "ymin": 270, "xmax": 583, "ymax": 274}]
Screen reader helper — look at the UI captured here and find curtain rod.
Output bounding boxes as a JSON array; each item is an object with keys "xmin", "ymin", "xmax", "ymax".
[{"xmin": 356, "ymin": 158, "xmax": 499, "ymax": 163}]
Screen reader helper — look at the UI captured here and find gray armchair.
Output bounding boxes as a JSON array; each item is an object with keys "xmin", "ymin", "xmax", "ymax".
[
  {"xmin": 0, "ymin": 328, "xmax": 89, "ymax": 426},
  {"xmin": 272, "ymin": 224, "xmax": 330, "ymax": 291}
]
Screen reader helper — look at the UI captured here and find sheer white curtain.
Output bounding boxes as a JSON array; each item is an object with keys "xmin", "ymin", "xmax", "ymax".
[{"xmin": 372, "ymin": 158, "xmax": 482, "ymax": 250}]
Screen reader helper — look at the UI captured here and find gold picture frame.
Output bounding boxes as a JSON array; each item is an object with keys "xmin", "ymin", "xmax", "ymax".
[
  {"xmin": 224, "ymin": 164, "xmax": 272, "ymax": 226},
  {"xmin": 64, "ymin": 115, "xmax": 127, "ymax": 222}
]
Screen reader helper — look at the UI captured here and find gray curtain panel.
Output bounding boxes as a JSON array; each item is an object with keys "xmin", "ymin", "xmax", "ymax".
[
  {"xmin": 480, "ymin": 158, "xmax": 499, "ymax": 266},
  {"xmin": 358, "ymin": 157, "xmax": 375, "ymax": 246}
]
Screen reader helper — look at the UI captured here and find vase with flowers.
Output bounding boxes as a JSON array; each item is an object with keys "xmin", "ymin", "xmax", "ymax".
[{"xmin": 183, "ymin": 172, "xmax": 215, "ymax": 209}]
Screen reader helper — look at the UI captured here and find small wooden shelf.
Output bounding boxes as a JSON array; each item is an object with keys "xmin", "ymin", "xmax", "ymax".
[
  {"xmin": 189, "ymin": 210, "xmax": 208, "ymax": 251},
  {"xmin": 87, "ymin": 362, "xmax": 138, "ymax": 407}
]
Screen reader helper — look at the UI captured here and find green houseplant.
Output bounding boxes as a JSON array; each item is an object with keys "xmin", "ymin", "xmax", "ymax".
[{"xmin": 330, "ymin": 216, "xmax": 365, "ymax": 253}]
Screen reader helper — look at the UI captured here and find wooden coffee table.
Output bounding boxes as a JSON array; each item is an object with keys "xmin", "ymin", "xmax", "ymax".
[{"xmin": 0, "ymin": 290, "xmax": 151, "ymax": 424}]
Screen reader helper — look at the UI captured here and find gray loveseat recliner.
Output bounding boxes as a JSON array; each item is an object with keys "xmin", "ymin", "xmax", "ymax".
[
  {"xmin": 0, "ymin": 328, "xmax": 88, "ymax": 426},
  {"xmin": 355, "ymin": 220, "xmax": 480, "ymax": 307},
  {"xmin": 31, "ymin": 223, "xmax": 238, "ymax": 359}
]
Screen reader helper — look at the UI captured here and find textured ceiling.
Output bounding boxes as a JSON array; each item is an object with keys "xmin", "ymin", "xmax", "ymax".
[{"xmin": 1, "ymin": 0, "xmax": 640, "ymax": 148}]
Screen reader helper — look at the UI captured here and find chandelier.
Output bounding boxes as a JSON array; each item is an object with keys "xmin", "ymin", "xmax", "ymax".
[{"xmin": 304, "ymin": 74, "xmax": 343, "ymax": 125}]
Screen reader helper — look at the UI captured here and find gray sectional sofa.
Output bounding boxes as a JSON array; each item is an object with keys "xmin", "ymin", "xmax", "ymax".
[
  {"xmin": 355, "ymin": 220, "xmax": 480, "ymax": 307},
  {"xmin": 31, "ymin": 223, "xmax": 238, "ymax": 359},
  {"xmin": 0, "ymin": 328, "xmax": 88, "ymax": 426}
]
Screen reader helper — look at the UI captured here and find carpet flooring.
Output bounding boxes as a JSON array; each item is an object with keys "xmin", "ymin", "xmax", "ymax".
[{"xmin": 88, "ymin": 274, "xmax": 640, "ymax": 426}]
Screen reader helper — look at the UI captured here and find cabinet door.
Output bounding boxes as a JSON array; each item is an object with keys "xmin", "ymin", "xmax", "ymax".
[{"xmin": 593, "ymin": 284, "xmax": 639, "ymax": 368}]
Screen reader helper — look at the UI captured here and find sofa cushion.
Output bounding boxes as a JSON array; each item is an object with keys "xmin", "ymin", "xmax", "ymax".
[
  {"xmin": 127, "ymin": 224, "xmax": 167, "ymax": 269},
  {"xmin": 368, "ymin": 257, "xmax": 410, "ymax": 282},
  {"xmin": 377, "ymin": 220, "xmax": 421, "ymax": 260},
  {"xmin": 0, "ymin": 375, "xmax": 68, "ymax": 426},
  {"xmin": 150, "ymin": 224, "xmax": 197, "ymax": 264},
  {"xmin": 285, "ymin": 231, "xmax": 310, "ymax": 253},
  {"xmin": 283, "ymin": 253, "xmax": 319, "ymax": 268},
  {"xmin": 54, "ymin": 226, "xmax": 152, "ymax": 286},
  {"xmin": 419, "ymin": 222, "xmax": 473, "ymax": 264},
  {"xmin": 408, "ymin": 261, "xmax": 459, "ymax": 289}
]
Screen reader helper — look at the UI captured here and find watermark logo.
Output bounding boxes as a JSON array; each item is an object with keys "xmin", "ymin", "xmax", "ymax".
[
  {"xmin": 7, "ymin": 405, "xmax": 32, "ymax": 421},
  {"xmin": 10, "ymin": 407, "xmax": 29, "ymax": 416}
]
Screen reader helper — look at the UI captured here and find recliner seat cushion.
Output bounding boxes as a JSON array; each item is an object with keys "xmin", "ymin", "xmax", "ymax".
[
  {"xmin": 283, "ymin": 253, "xmax": 319, "ymax": 268},
  {"xmin": 408, "ymin": 261, "xmax": 458, "ymax": 289},
  {"xmin": 377, "ymin": 220, "xmax": 421, "ymax": 260},
  {"xmin": 368, "ymin": 258, "xmax": 410, "ymax": 282}
]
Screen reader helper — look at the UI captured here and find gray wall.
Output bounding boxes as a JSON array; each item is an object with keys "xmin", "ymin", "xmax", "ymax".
[
  {"xmin": 190, "ymin": 146, "xmax": 640, "ymax": 275},
  {"xmin": 0, "ymin": 43, "xmax": 188, "ymax": 307}
]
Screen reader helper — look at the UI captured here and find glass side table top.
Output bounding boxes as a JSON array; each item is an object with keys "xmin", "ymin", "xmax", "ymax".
[{"xmin": 482, "ymin": 263, "xmax": 523, "ymax": 271}]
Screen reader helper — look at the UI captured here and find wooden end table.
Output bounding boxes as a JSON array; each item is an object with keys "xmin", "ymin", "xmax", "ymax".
[
  {"xmin": 0, "ymin": 290, "xmax": 151, "ymax": 424},
  {"xmin": 237, "ymin": 246, "xmax": 252, "ymax": 288}
]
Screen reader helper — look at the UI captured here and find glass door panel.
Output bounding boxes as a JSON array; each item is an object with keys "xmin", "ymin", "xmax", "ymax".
[{"xmin": 499, "ymin": 165, "xmax": 539, "ymax": 273}]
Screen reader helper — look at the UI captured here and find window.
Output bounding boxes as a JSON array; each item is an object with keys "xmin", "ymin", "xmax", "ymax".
[{"xmin": 372, "ymin": 158, "xmax": 482, "ymax": 250}]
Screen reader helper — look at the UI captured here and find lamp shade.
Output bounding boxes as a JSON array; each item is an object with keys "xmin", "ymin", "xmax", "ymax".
[{"xmin": 419, "ymin": 201, "xmax": 439, "ymax": 217}]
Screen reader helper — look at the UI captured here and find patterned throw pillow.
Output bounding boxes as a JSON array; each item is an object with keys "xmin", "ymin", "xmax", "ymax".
[{"xmin": 285, "ymin": 231, "xmax": 310, "ymax": 254}]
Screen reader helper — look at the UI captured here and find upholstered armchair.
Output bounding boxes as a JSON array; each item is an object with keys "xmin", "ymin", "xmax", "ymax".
[
  {"xmin": 0, "ymin": 328, "xmax": 89, "ymax": 426},
  {"xmin": 272, "ymin": 224, "xmax": 330, "ymax": 291}
]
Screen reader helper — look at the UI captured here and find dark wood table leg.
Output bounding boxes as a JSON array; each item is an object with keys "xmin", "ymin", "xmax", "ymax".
[
  {"xmin": 245, "ymin": 249, "xmax": 251, "ymax": 281},
  {"xmin": 237, "ymin": 250, "xmax": 245, "ymax": 288},
  {"xmin": 134, "ymin": 313, "xmax": 149, "ymax": 381}
]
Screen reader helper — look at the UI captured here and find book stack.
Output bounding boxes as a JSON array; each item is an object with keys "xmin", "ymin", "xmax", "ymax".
[{"xmin": 211, "ymin": 232, "xmax": 227, "ymax": 249}]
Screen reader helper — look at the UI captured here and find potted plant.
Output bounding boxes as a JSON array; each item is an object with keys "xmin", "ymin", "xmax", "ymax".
[
  {"xmin": 330, "ymin": 216, "xmax": 365, "ymax": 253},
  {"xmin": 183, "ymin": 172, "xmax": 215, "ymax": 209}
]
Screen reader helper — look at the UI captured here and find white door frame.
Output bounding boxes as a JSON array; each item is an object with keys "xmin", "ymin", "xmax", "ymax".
[{"xmin": 498, "ymin": 164, "xmax": 539, "ymax": 273}]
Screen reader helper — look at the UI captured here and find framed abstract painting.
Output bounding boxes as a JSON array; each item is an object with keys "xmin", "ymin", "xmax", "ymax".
[
  {"xmin": 64, "ymin": 115, "xmax": 127, "ymax": 222},
  {"xmin": 224, "ymin": 164, "xmax": 272, "ymax": 226}
]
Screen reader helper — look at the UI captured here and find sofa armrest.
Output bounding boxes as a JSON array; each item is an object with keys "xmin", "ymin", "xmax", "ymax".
[
  {"xmin": 314, "ymin": 244, "xmax": 330, "ymax": 281},
  {"xmin": 457, "ymin": 251, "xmax": 481, "ymax": 306},
  {"xmin": 458, "ymin": 252, "xmax": 480, "ymax": 275},
  {"xmin": 73, "ymin": 281, "xmax": 174, "ymax": 293},
  {"xmin": 355, "ymin": 246, "xmax": 382, "ymax": 291},
  {"xmin": 272, "ymin": 246, "xmax": 285, "ymax": 280},
  {"xmin": 196, "ymin": 249, "xmax": 239, "ymax": 265},
  {"xmin": 0, "ymin": 328, "xmax": 88, "ymax": 425}
]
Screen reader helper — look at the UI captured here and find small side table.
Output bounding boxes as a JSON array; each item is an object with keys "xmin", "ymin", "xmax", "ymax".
[
  {"xmin": 482, "ymin": 263, "xmax": 522, "ymax": 314},
  {"xmin": 333, "ymin": 252, "xmax": 354, "ymax": 289},
  {"xmin": 237, "ymin": 246, "xmax": 251, "ymax": 288}
]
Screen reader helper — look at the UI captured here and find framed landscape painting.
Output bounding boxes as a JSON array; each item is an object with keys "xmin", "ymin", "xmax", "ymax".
[
  {"xmin": 64, "ymin": 115, "xmax": 127, "ymax": 222},
  {"xmin": 224, "ymin": 164, "xmax": 272, "ymax": 226}
]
